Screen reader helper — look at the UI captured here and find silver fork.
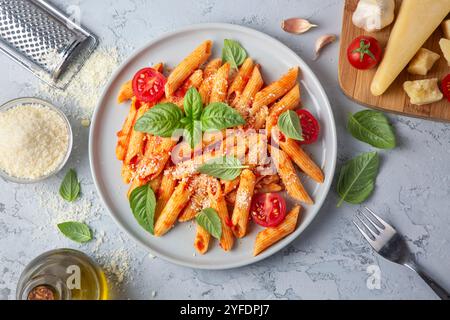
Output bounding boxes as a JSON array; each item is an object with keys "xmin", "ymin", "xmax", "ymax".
[{"xmin": 353, "ymin": 207, "xmax": 450, "ymax": 300}]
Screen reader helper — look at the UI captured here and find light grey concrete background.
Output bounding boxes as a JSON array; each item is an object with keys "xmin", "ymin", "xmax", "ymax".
[{"xmin": 1, "ymin": 0, "xmax": 449, "ymax": 300}]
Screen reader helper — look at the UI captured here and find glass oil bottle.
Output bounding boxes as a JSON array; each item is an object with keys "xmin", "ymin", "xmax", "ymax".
[{"xmin": 16, "ymin": 248, "xmax": 108, "ymax": 300}]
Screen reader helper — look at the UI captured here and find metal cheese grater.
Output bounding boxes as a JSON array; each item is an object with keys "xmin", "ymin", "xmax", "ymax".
[{"xmin": 0, "ymin": 0, "xmax": 97, "ymax": 89}]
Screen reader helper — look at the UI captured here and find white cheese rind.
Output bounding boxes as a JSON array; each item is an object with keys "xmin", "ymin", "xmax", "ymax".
[
  {"xmin": 371, "ymin": 0, "xmax": 450, "ymax": 96},
  {"xmin": 403, "ymin": 79, "xmax": 443, "ymax": 106}
]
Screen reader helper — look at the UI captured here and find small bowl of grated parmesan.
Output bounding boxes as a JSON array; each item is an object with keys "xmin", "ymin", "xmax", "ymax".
[{"xmin": 0, "ymin": 97, "xmax": 72, "ymax": 183}]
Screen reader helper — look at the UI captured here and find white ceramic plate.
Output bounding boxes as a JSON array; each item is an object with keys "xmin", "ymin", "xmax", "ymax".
[{"xmin": 90, "ymin": 23, "xmax": 337, "ymax": 269}]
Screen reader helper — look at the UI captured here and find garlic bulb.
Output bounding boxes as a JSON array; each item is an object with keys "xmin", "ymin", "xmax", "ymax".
[{"xmin": 352, "ymin": 0, "xmax": 395, "ymax": 32}]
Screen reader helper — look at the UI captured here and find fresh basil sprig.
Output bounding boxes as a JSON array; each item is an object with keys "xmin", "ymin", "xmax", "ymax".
[
  {"xmin": 196, "ymin": 208, "xmax": 222, "ymax": 239},
  {"xmin": 57, "ymin": 221, "xmax": 92, "ymax": 243},
  {"xmin": 134, "ymin": 103, "xmax": 184, "ymax": 137},
  {"xmin": 184, "ymin": 87, "xmax": 203, "ymax": 121},
  {"xmin": 278, "ymin": 110, "xmax": 304, "ymax": 141},
  {"xmin": 222, "ymin": 39, "xmax": 247, "ymax": 70},
  {"xmin": 197, "ymin": 156, "xmax": 248, "ymax": 180},
  {"xmin": 201, "ymin": 102, "xmax": 246, "ymax": 131},
  {"xmin": 336, "ymin": 152, "xmax": 380, "ymax": 207},
  {"xmin": 348, "ymin": 110, "xmax": 396, "ymax": 149},
  {"xmin": 59, "ymin": 169, "xmax": 80, "ymax": 202},
  {"xmin": 134, "ymin": 88, "xmax": 245, "ymax": 148},
  {"xmin": 129, "ymin": 184, "xmax": 156, "ymax": 235}
]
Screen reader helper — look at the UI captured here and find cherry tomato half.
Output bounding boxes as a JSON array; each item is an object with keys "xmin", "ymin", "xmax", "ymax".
[
  {"xmin": 132, "ymin": 68, "xmax": 166, "ymax": 103},
  {"xmin": 250, "ymin": 193, "xmax": 287, "ymax": 228},
  {"xmin": 296, "ymin": 109, "xmax": 320, "ymax": 145},
  {"xmin": 347, "ymin": 36, "xmax": 382, "ymax": 70},
  {"xmin": 441, "ymin": 74, "xmax": 450, "ymax": 102}
]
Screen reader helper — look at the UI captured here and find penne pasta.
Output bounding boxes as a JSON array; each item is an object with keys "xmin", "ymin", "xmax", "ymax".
[
  {"xmin": 154, "ymin": 169, "xmax": 177, "ymax": 220},
  {"xmin": 269, "ymin": 146, "xmax": 313, "ymax": 205},
  {"xmin": 198, "ymin": 58, "xmax": 222, "ymax": 104},
  {"xmin": 252, "ymin": 67, "xmax": 299, "ymax": 113},
  {"xmin": 172, "ymin": 140, "xmax": 248, "ymax": 180},
  {"xmin": 226, "ymin": 189, "xmax": 237, "ymax": 206},
  {"xmin": 165, "ymin": 40, "xmax": 212, "ymax": 97},
  {"xmin": 121, "ymin": 163, "xmax": 133, "ymax": 184},
  {"xmin": 170, "ymin": 69, "xmax": 204, "ymax": 108},
  {"xmin": 135, "ymin": 135, "xmax": 176, "ymax": 181},
  {"xmin": 116, "ymin": 97, "xmax": 139, "ymax": 161},
  {"xmin": 266, "ymin": 84, "xmax": 301, "ymax": 138},
  {"xmin": 194, "ymin": 224, "xmax": 211, "ymax": 255},
  {"xmin": 255, "ymin": 183, "xmax": 283, "ymax": 194},
  {"xmin": 252, "ymin": 105, "xmax": 269, "ymax": 130},
  {"xmin": 149, "ymin": 173, "xmax": 163, "ymax": 193},
  {"xmin": 208, "ymin": 179, "xmax": 234, "ymax": 251},
  {"xmin": 231, "ymin": 169, "xmax": 256, "ymax": 238},
  {"xmin": 221, "ymin": 177, "xmax": 240, "ymax": 195},
  {"xmin": 228, "ymin": 58, "xmax": 254, "ymax": 102},
  {"xmin": 117, "ymin": 80, "xmax": 133, "ymax": 104},
  {"xmin": 154, "ymin": 178, "xmax": 193, "ymax": 237},
  {"xmin": 124, "ymin": 103, "xmax": 151, "ymax": 165},
  {"xmin": 209, "ymin": 63, "xmax": 230, "ymax": 103},
  {"xmin": 256, "ymin": 174, "xmax": 280, "ymax": 185},
  {"xmin": 115, "ymin": 40, "xmax": 325, "ymax": 257},
  {"xmin": 274, "ymin": 130, "xmax": 324, "ymax": 183},
  {"xmin": 127, "ymin": 175, "xmax": 149, "ymax": 198},
  {"xmin": 233, "ymin": 65, "xmax": 264, "ymax": 116},
  {"xmin": 178, "ymin": 175, "xmax": 211, "ymax": 222},
  {"xmin": 253, "ymin": 205, "xmax": 301, "ymax": 256}
]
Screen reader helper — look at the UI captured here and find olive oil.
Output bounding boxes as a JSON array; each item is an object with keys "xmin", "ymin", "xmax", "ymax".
[{"xmin": 17, "ymin": 249, "xmax": 108, "ymax": 300}]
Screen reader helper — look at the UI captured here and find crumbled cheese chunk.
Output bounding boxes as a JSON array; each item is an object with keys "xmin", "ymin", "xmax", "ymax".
[
  {"xmin": 403, "ymin": 79, "xmax": 443, "ymax": 105},
  {"xmin": 407, "ymin": 48, "xmax": 440, "ymax": 76}
]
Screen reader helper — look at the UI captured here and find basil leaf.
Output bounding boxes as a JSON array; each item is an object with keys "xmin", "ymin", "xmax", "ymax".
[
  {"xmin": 183, "ymin": 120, "xmax": 202, "ymax": 149},
  {"xmin": 57, "ymin": 221, "xmax": 92, "ymax": 243},
  {"xmin": 222, "ymin": 39, "xmax": 247, "ymax": 70},
  {"xmin": 337, "ymin": 152, "xmax": 380, "ymax": 207},
  {"xmin": 196, "ymin": 208, "xmax": 222, "ymax": 240},
  {"xmin": 129, "ymin": 184, "xmax": 156, "ymax": 235},
  {"xmin": 201, "ymin": 102, "xmax": 246, "ymax": 131},
  {"xmin": 278, "ymin": 110, "xmax": 304, "ymax": 141},
  {"xmin": 134, "ymin": 103, "xmax": 184, "ymax": 137},
  {"xmin": 348, "ymin": 110, "xmax": 396, "ymax": 149},
  {"xmin": 197, "ymin": 156, "xmax": 248, "ymax": 180},
  {"xmin": 59, "ymin": 169, "xmax": 80, "ymax": 202},
  {"xmin": 184, "ymin": 87, "xmax": 203, "ymax": 121}
]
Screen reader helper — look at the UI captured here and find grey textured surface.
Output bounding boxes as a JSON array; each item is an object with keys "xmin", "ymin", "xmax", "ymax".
[{"xmin": 0, "ymin": 0, "xmax": 449, "ymax": 300}]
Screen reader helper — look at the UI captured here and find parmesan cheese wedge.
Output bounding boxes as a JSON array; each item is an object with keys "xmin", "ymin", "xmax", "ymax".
[
  {"xmin": 403, "ymin": 79, "xmax": 443, "ymax": 106},
  {"xmin": 370, "ymin": 0, "xmax": 450, "ymax": 96}
]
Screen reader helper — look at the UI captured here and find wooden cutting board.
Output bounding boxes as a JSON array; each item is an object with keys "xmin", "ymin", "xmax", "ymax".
[{"xmin": 338, "ymin": 0, "xmax": 450, "ymax": 122}]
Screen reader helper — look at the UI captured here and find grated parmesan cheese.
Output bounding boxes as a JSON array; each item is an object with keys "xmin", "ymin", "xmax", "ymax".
[
  {"xmin": 37, "ymin": 47, "xmax": 120, "ymax": 119},
  {"xmin": 0, "ymin": 104, "xmax": 69, "ymax": 179}
]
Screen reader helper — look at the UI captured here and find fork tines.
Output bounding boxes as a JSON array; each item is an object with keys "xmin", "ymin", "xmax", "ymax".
[{"xmin": 353, "ymin": 207, "xmax": 397, "ymax": 252}]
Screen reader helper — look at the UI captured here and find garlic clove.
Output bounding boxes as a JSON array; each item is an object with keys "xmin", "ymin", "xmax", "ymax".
[
  {"xmin": 281, "ymin": 18, "xmax": 318, "ymax": 34},
  {"xmin": 314, "ymin": 34, "xmax": 337, "ymax": 60}
]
